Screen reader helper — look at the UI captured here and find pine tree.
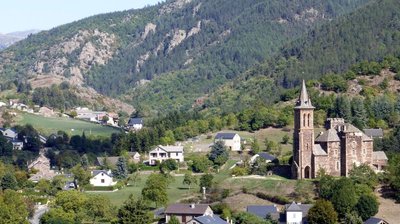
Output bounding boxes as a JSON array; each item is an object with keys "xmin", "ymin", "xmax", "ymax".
[{"xmin": 113, "ymin": 157, "xmax": 128, "ymax": 180}]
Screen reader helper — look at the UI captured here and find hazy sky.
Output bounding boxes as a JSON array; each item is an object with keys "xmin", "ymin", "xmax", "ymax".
[{"xmin": 0, "ymin": 0, "xmax": 162, "ymax": 33}]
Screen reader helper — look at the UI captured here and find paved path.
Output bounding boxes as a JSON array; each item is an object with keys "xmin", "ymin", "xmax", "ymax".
[{"xmin": 29, "ymin": 204, "xmax": 49, "ymax": 224}]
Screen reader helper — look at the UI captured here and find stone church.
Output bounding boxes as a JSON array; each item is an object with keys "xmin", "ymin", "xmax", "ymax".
[{"xmin": 292, "ymin": 81, "xmax": 387, "ymax": 179}]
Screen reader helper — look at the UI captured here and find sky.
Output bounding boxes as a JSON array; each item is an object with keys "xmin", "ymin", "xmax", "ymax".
[{"xmin": 0, "ymin": 0, "xmax": 162, "ymax": 34}]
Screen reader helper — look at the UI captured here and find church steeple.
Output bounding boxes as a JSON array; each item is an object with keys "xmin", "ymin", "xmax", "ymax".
[{"xmin": 295, "ymin": 80, "xmax": 314, "ymax": 109}]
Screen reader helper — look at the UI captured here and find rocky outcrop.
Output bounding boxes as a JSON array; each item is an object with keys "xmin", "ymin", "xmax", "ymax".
[{"xmin": 159, "ymin": 0, "xmax": 193, "ymax": 15}]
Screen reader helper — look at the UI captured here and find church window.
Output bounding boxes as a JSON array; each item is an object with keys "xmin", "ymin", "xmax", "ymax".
[
  {"xmin": 352, "ymin": 149, "xmax": 356, "ymax": 155},
  {"xmin": 336, "ymin": 161, "xmax": 339, "ymax": 170},
  {"xmin": 308, "ymin": 113, "xmax": 311, "ymax": 127},
  {"xmin": 303, "ymin": 114, "xmax": 306, "ymax": 127}
]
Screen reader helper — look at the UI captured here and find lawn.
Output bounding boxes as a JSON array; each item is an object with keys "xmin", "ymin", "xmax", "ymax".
[{"xmin": 17, "ymin": 113, "xmax": 121, "ymax": 137}]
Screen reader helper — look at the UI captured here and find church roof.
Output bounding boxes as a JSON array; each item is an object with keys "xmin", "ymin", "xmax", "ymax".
[
  {"xmin": 313, "ymin": 144, "xmax": 327, "ymax": 156},
  {"xmin": 295, "ymin": 80, "xmax": 314, "ymax": 109},
  {"xmin": 315, "ymin": 129, "xmax": 340, "ymax": 142}
]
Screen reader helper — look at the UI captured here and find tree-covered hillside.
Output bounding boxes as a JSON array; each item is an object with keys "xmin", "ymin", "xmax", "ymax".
[
  {"xmin": 0, "ymin": 0, "xmax": 370, "ymax": 113},
  {"xmin": 204, "ymin": 0, "xmax": 400, "ymax": 114}
]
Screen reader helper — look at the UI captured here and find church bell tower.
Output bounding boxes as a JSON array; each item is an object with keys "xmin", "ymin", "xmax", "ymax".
[{"xmin": 292, "ymin": 80, "xmax": 315, "ymax": 179}]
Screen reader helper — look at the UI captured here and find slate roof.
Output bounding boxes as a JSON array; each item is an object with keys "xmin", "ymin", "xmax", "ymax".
[
  {"xmin": 295, "ymin": 80, "xmax": 314, "ymax": 109},
  {"xmin": 155, "ymin": 145, "xmax": 184, "ymax": 153},
  {"xmin": 315, "ymin": 129, "xmax": 340, "ymax": 142},
  {"xmin": 165, "ymin": 204, "xmax": 209, "ymax": 215},
  {"xmin": 215, "ymin": 133, "xmax": 238, "ymax": 140},
  {"xmin": 92, "ymin": 170, "xmax": 113, "ymax": 177},
  {"xmin": 364, "ymin": 217, "xmax": 388, "ymax": 224},
  {"xmin": 373, "ymin": 151, "xmax": 388, "ymax": 161},
  {"xmin": 257, "ymin": 152, "xmax": 277, "ymax": 161},
  {"xmin": 313, "ymin": 144, "xmax": 327, "ymax": 156},
  {"xmin": 364, "ymin": 128, "xmax": 384, "ymax": 138},
  {"xmin": 285, "ymin": 202, "xmax": 312, "ymax": 215},
  {"xmin": 246, "ymin": 205, "xmax": 278, "ymax": 219},
  {"xmin": 128, "ymin": 118, "xmax": 143, "ymax": 125},
  {"xmin": 194, "ymin": 214, "xmax": 228, "ymax": 224}
]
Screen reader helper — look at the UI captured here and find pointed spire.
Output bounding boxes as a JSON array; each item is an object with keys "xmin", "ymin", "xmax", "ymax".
[{"xmin": 295, "ymin": 80, "xmax": 314, "ymax": 109}]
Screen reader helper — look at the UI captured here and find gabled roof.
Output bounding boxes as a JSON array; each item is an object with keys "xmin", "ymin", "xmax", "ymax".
[
  {"xmin": 246, "ymin": 205, "xmax": 278, "ymax": 219},
  {"xmin": 315, "ymin": 129, "xmax": 340, "ymax": 142},
  {"xmin": 364, "ymin": 217, "xmax": 389, "ymax": 224},
  {"xmin": 215, "ymin": 133, "xmax": 238, "ymax": 140},
  {"xmin": 285, "ymin": 202, "xmax": 312, "ymax": 215},
  {"xmin": 128, "ymin": 118, "xmax": 143, "ymax": 125},
  {"xmin": 153, "ymin": 145, "xmax": 183, "ymax": 153},
  {"xmin": 194, "ymin": 214, "xmax": 228, "ymax": 224},
  {"xmin": 257, "ymin": 152, "xmax": 277, "ymax": 161},
  {"xmin": 364, "ymin": 128, "xmax": 384, "ymax": 138},
  {"xmin": 373, "ymin": 151, "xmax": 388, "ymax": 161},
  {"xmin": 313, "ymin": 144, "xmax": 327, "ymax": 156},
  {"xmin": 92, "ymin": 170, "xmax": 113, "ymax": 178},
  {"xmin": 165, "ymin": 204, "xmax": 209, "ymax": 215}
]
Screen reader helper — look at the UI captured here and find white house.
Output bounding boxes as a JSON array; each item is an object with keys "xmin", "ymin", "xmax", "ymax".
[
  {"xmin": 165, "ymin": 203, "xmax": 214, "ymax": 223},
  {"xmin": 89, "ymin": 170, "xmax": 117, "ymax": 187},
  {"xmin": 11, "ymin": 140, "xmax": 24, "ymax": 150},
  {"xmin": 0, "ymin": 128, "xmax": 18, "ymax": 139},
  {"xmin": 285, "ymin": 202, "xmax": 312, "ymax": 224},
  {"xmin": 149, "ymin": 145, "xmax": 184, "ymax": 165},
  {"xmin": 214, "ymin": 133, "xmax": 241, "ymax": 151},
  {"xmin": 127, "ymin": 118, "xmax": 143, "ymax": 130}
]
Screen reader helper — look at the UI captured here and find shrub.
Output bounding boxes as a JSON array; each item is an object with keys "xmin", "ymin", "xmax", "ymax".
[{"xmin": 255, "ymin": 192, "xmax": 290, "ymax": 204}]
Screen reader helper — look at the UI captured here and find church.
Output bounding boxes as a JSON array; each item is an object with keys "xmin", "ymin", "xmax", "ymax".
[{"xmin": 292, "ymin": 81, "xmax": 387, "ymax": 179}]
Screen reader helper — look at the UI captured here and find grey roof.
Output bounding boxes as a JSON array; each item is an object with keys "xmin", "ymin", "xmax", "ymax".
[
  {"xmin": 315, "ymin": 129, "xmax": 340, "ymax": 142},
  {"xmin": 285, "ymin": 202, "xmax": 312, "ymax": 215},
  {"xmin": 215, "ymin": 133, "xmax": 238, "ymax": 140},
  {"xmin": 165, "ymin": 204, "xmax": 209, "ymax": 215},
  {"xmin": 155, "ymin": 145, "xmax": 184, "ymax": 153},
  {"xmin": 128, "ymin": 118, "xmax": 143, "ymax": 125},
  {"xmin": 313, "ymin": 144, "xmax": 327, "ymax": 156},
  {"xmin": 364, "ymin": 128, "xmax": 384, "ymax": 138},
  {"xmin": 92, "ymin": 170, "xmax": 113, "ymax": 177},
  {"xmin": 257, "ymin": 152, "xmax": 277, "ymax": 161},
  {"xmin": 247, "ymin": 205, "xmax": 278, "ymax": 219},
  {"xmin": 373, "ymin": 151, "xmax": 388, "ymax": 161},
  {"xmin": 295, "ymin": 80, "xmax": 314, "ymax": 109},
  {"xmin": 194, "ymin": 215, "xmax": 228, "ymax": 224},
  {"xmin": 364, "ymin": 217, "xmax": 388, "ymax": 224}
]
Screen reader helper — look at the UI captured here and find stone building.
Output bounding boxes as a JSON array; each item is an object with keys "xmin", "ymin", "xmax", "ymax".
[{"xmin": 292, "ymin": 81, "xmax": 387, "ymax": 179}]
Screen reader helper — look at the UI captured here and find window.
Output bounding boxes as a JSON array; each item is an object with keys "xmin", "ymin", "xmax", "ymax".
[
  {"xmin": 303, "ymin": 114, "xmax": 306, "ymax": 127},
  {"xmin": 176, "ymin": 153, "xmax": 179, "ymax": 156},
  {"xmin": 308, "ymin": 113, "xmax": 311, "ymax": 127},
  {"xmin": 336, "ymin": 161, "xmax": 339, "ymax": 171},
  {"xmin": 101, "ymin": 179, "xmax": 105, "ymax": 183}
]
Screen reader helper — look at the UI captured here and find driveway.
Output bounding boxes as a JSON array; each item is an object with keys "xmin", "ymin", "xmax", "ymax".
[{"xmin": 29, "ymin": 204, "xmax": 49, "ymax": 224}]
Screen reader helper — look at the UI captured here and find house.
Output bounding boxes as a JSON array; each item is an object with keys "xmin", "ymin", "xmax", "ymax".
[
  {"xmin": 11, "ymin": 139, "xmax": 24, "ymax": 150},
  {"xmin": 364, "ymin": 217, "xmax": 389, "ymax": 224},
  {"xmin": 193, "ymin": 214, "xmax": 229, "ymax": 224},
  {"xmin": 364, "ymin": 128, "xmax": 384, "ymax": 139},
  {"xmin": 128, "ymin": 151, "xmax": 141, "ymax": 163},
  {"xmin": 165, "ymin": 203, "xmax": 213, "ymax": 223},
  {"xmin": 149, "ymin": 145, "xmax": 184, "ymax": 165},
  {"xmin": 214, "ymin": 133, "xmax": 241, "ymax": 151},
  {"xmin": 127, "ymin": 117, "xmax": 144, "ymax": 130},
  {"xmin": 285, "ymin": 202, "xmax": 312, "ymax": 224},
  {"xmin": 372, "ymin": 151, "xmax": 388, "ymax": 172},
  {"xmin": 0, "ymin": 128, "xmax": 18, "ymax": 139},
  {"xmin": 28, "ymin": 154, "xmax": 56, "ymax": 182},
  {"xmin": 246, "ymin": 205, "xmax": 279, "ymax": 220},
  {"xmin": 89, "ymin": 170, "xmax": 116, "ymax": 187},
  {"xmin": 250, "ymin": 152, "xmax": 277, "ymax": 164}
]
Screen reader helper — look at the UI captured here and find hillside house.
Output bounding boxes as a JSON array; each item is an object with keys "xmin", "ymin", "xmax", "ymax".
[
  {"xmin": 28, "ymin": 154, "xmax": 56, "ymax": 182},
  {"xmin": 0, "ymin": 128, "xmax": 18, "ymax": 139},
  {"xmin": 364, "ymin": 217, "xmax": 389, "ymax": 224},
  {"xmin": 89, "ymin": 170, "xmax": 116, "ymax": 187},
  {"xmin": 285, "ymin": 202, "xmax": 312, "ymax": 224},
  {"xmin": 214, "ymin": 133, "xmax": 241, "ymax": 151},
  {"xmin": 149, "ymin": 145, "xmax": 184, "ymax": 165},
  {"xmin": 127, "ymin": 117, "xmax": 143, "ymax": 130},
  {"xmin": 193, "ymin": 214, "xmax": 229, "ymax": 224},
  {"xmin": 165, "ymin": 203, "xmax": 213, "ymax": 224},
  {"xmin": 128, "ymin": 151, "xmax": 141, "ymax": 163}
]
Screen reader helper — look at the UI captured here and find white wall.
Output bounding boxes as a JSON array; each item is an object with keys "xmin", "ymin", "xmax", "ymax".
[
  {"xmin": 286, "ymin": 211, "xmax": 303, "ymax": 224},
  {"xmin": 90, "ymin": 173, "xmax": 116, "ymax": 187}
]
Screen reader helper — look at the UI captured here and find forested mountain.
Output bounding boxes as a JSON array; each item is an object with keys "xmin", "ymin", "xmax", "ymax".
[
  {"xmin": 204, "ymin": 0, "xmax": 400, "ymax": 114},
  {"xmin": 0, "ymin": 0, "xmax": 371, "ymax": 113}
]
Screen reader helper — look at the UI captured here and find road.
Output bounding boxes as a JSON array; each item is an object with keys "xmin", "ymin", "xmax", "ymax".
[{"xmin": 29, "ymin": 204, "xmax": 49, "ymax": 224}]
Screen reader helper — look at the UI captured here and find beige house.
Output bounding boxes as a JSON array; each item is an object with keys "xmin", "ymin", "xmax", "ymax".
[
  {"xmin": 149, "ymin": 145, "xmax": 184, "ymax": 165},
  {"xmin": 165, "ymin": 204, "xmax": 213, "ymax": 224},
  {"xmin": 214, "ymin": 133, "xmax": 241, "ymax": 151}
]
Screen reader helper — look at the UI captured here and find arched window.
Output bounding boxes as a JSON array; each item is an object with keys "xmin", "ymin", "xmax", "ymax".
[
  {"xmin": 303, "ymin": 113, "xmax": 306, "ymax": 127},
  {"xmin": 308, "ymin": 113, "xmax": 311, "ymax": 127},
  {"xmin": 336, "ymin": 161, "xmax": 340, "ymax": 170},
  {"xmin": 304, "ymin": 166, "xmax": 311, "ymax": 179}
]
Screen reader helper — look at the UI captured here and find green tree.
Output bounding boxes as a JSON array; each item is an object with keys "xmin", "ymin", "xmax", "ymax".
[
  {"xmin": 141, "ymin": 173, "xmax": 168, "ymax": 207},
  {"xmin": 182, "ymin": 173, "xmax": 198, "ymax": 189},
  {"xmin": 281, "ymin": 134, "xmax": 290, "ymax": 144},
  {"xmin": 113, "ymin": 157, "xmax": 128, "ymax": 180},
  {"xmin": 251, "ymin": 138, "xmax": 261, "ymax": 154},
  {"xmin": 118, "ymin": 195, "xmax": 152, "ymax": 224},
  {"xmin": 191, "ymin": 156, "xmax": 212, "ymax": 173},
  {"xmin": 234, "ymin": 212, "xmax": 272, "ymax": 224},
  {"xmin": 1, "ymin": 172, "xmax": 17, "ymax": 190},
  {"xmin": 349, "ymin": 164, "xmax": 378, "ymax": 189},
  {"xmin": 331, "ymin": 178, "xmax": 358, "ymax": 217},
  {"xmin": 0, "ymin": 190, "xmax": 29, "ymax": 224},
  {"xmin": 336, "ymin": 95, "xmax": 352, "ymax": 121},
  {"xmin": 71, "ymin": 165, "xmax": 91, "ymax": 190},
  {"xmin": 160, "ymin": 159, "xmax": 178, "ymax": 174},
  {"xmin": 85, "ymin": 194, "xmax": 113, "ymax": 223},
  {"xmin": 209, "ymin": 141, "xmax": 229, "ymax": 166},
  {"xmin": 307, "ymin": 199, "xmax": 338, "ymax": 224},
  {"xmin": 199, "ymin": 174, "xmax": 214, "ymax": 192},
  {"xmin": 41, "ymin": 208, "xmax": 77, "ymax": 224},
  {"xmin": 355, "ymin": 194, "xmax": 379, "ymax": 221},
  {"xmin": 342, "ymin": 211, "xmax": 363, "ymax": 224},
  {"xmin": 54, "ymin": 191, "xmax": 87, "ymax": 220},
  {"xmin": 168, "ymin": 216, "xmax": 180, "ymax": 224}
]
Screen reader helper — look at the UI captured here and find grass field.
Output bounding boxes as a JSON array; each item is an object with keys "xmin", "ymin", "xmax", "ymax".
[{"xmin": 17, "ymin": 113, "xmax": 121, "ymax": 137}]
